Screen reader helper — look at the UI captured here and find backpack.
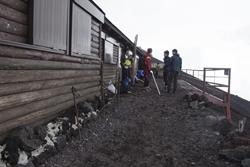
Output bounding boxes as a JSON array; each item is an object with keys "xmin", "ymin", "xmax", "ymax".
[
  {"xmin": 120, "ymin": 77, "xmax": 131, "ymax": 94},
  {"xmin": 138, "ymin": 55, "xmax": 145, "ymax": 70}
]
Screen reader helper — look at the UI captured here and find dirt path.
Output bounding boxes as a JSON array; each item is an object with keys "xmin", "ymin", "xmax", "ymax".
[{"xmin": 40, "ymin": 79, "xmax": 239, "ymax": 167}]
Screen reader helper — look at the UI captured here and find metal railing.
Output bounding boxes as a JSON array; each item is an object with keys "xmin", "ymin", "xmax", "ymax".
[{"xmin": 182, "ymin": 68, "xmax": 231, "ymax": 121}]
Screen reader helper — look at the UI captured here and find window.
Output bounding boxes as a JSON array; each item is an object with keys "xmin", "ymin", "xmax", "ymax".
[
  {"xmin": 32, "ymin": 0, "xmax": 69, "ymax": 50},
  {"xmin": 71, "ymin": 3, "xmax": 91, "ymax": 56}
]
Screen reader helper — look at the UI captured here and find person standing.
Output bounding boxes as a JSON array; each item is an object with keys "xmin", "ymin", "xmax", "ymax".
[
  {"xmin": 163, "ymin": 50, "xmax": 170, "ymax": 90},
  {"xmin": 120, "ymin": 48, "xmax": 133, "ymax": 93},
  {"xmin": 155, "ymin": 63, "xmax": 160, "ymax": 79},
  {"xmin": 167, "ymin": 49, "xmax": 182, "ymax": 93},
  {"xmin": 121, "ymin": 48, "xmax": 133, "ymax": 81},
  {"xmin": 144, "ymin": 48, "xmax": 152, "ymax": 92}
]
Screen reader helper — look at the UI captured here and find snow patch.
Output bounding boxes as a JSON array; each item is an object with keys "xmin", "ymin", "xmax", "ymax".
[
  {"xmin": 18, "ymin": 149, "xmax": 28, "ymax": 165},
  {"xmin": 87, "ymin": 112, "xmax": 91, "ymax": 118},
  {"xmin": 91, "ymin": 111, "xmax": 97, "ymax": 116},
  {"xmin": 72, "ymin": 124, "xmax": 78, "ymax": 130},
  {"xmin": 0, "ymin": 145, "xmax": 7, "ymax": 167},
  {"xmin": 31, "ymin": 145, "xmax": 45, "ymax": 157}
]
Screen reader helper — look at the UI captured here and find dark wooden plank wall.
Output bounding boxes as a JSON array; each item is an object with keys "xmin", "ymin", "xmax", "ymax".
[
  {"xmin": 0, "ymin": 0, "xmax": 28, "ymax": 43},
  {"xmin": 91, "ymin": 19, "xmax": 100, "ymax": 57},
  {"xmin": 103, "ymin": 63, "xmax": 118, "ymax": 85},
  {"xmin": 0, "ymin": 45, "xmax": 101, "ymax": 143}
]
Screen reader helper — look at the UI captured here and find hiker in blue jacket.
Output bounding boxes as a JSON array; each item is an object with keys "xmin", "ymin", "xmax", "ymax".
[
  {"xmin": 163, "ymin": 50, "xmax": 171, "ymax": 90},
  {"xmin": 167, "ymin": 49, "xmax": 182, "ymax": 93}
]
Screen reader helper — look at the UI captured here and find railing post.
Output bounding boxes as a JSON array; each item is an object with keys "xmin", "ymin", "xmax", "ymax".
[
  {"xmin": 227, "ymin": 69, "xmax": 231, "ymax": 122},
  {"xmin": 203, "ymin": 68, "xmax": 206, "ymax": 96}
]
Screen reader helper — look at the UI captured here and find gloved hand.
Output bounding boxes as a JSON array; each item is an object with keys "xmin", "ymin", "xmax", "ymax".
[
  {"xmin": 124, "ymin": 66, "xmax": 128, "ymax": 69},
  {"xmin": 150, "ymin": 70, "xmax": 153, "ymax": 74}
]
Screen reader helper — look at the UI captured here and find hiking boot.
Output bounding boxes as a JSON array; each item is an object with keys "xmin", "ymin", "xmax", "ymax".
[{"xmin": 143, "ymin": 86, "xmax": 150, "ymax": 92}]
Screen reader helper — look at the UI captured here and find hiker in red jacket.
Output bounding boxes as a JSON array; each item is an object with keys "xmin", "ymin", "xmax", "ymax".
[{"xmin": 144, "ymin": 48, "xmax": 152, "ymax": 92}]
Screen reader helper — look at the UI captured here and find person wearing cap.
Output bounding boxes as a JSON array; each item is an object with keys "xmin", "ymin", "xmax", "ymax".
[
  {"xmin": 163, "ymin": 50, "xmax": 170, "ymax": 90},
  {"xmin": 144, "ymin": 48, "xmax": 152, "ymax": 92},
  {"xmin": 167, "ymin": 49, "xmax": 182, "ymax": 93}
]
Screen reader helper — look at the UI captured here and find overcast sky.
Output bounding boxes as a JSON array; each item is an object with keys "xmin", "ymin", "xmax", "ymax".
[{"xmin": 94, "ymin": 0, "xmax": 250, "ymax": 101}]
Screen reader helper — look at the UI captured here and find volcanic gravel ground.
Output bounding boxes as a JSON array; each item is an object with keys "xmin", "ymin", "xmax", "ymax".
[{"xmin": 40, "ymin": 79, "xmax": 240, "ymax": 167}]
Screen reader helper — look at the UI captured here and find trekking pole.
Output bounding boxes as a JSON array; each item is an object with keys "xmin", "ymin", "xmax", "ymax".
[{"xmin": 150, "ymin": 71, "xmax": 161, "ymax": 95}]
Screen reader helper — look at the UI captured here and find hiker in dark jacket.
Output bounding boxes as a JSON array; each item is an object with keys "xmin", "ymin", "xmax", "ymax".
[
  {"xmin": 163, "ymin": 50, "xmax": 170, "ymax": 90},
  {"xmin": 167, "ymin": 49, "xmax": 182, "ymax": 93}
]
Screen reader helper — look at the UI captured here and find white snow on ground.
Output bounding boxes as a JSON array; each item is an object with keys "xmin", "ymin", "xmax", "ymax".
[
  {"xmin": 0, "ymin": 144, "xmax": 7, "ymax": 167},
  {"xmin": 72, "ymin": 124, "xmax": 78, "ymax": 130},
  {"xmin": 0, "ymin": 111, "xmax": 96, "ymax": 165},
  {"xmin": 18, "ymin": 149, "xmax": 28, "ymax": 165},
  {"xmin": 31, "ymin": 145, "xmax": 45, "ymax": 157},
  {"xmin": 92, "ymin": 111, "xmax": 97, "ymax": 116}
]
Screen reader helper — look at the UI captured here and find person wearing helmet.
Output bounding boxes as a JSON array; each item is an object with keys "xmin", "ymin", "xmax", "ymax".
[
  {"xmin": 120, "ymin": 48, "xmax": 133, "ymax": 93},
  {"xmin": 121, "ymin": 48, "xmax": 133, "ymax": 81}
]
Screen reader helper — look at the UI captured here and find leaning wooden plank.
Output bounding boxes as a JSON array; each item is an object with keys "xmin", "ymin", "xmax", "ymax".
[
  {"xmin": 0, "ymin": 75, "xmax": 100, "ymax": 96},
  {"xmin": 0, "ymin": 4, "xmax": 28, "ymax": 25},
  {"xmin": 0, "ymin": 32, "xmax": 27, "ymax": 43},
  {"xmin": 0, "ymin": 57, "xmax": 100, "ymax": 70},
  {"xmin": 0, "ymin": 0, "xmax": 28, "ymax": 14},
  {"xmin": 0, "ymin": 84, "xmax": 100, "ymax": 123},
  {"xmin": 0, "ymin": 18, "xmax": 27, "ymax": 37},
  {"xmin": 0, "ymin": 70, "xmax": 100, "ymax": 84},
  {"xmin": 0, "ymin": 81, "xmax": 100, "ymax": 111},
  {"xmin": 0, "ymin": 89, "xmax": 100, "ymax": 135}
]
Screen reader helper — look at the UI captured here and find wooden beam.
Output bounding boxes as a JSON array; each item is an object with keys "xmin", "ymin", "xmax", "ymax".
[
  {"xmin": 91, "ymin": 30, "xmax": 99, "ymax": 38},
  {"xmin": 0, "ymin": 31, "xmax": 27, "ymax": 43},
  {"xmin": 0, "ymin": 81, "xmax": 100, "ymax": 111},
  {"xmin": 0, "ymin": 0, "xmax": 28, "ymax": 14},
  {"xmin": 0, "ymin": 84, "xmax": 100, "ymax": 123},
  {"xmin": 91, "ymin": 41, "xmax": 99, "ymax": 49},
  {"xmin": 0, "ymin": 45, "xmax": 83, "ymax": 64},
  {"xmin": 0, "ymin": 18, "xmax": 27, "ymax": 37},
  {"xmin": 91, "ymin": 24, "xmax": 100, "ymax": 33},
  {"xmin": 0, "ymin": 57, "xmax": 100, "ymax": 70},
  {"xmin": 91, "ymin": 48, "xmax": 99, "ymax": 54},
  {"xmin": 91, "ymin": 36, "xmax": 99, "ymax": 43},
  {"xmin": 0, "ymin": 69, "xmax": 100, "ymax": 84},
  {"xmin": 0, "ymin": 75, "xmax": 101, "ymax": 96},
  {"xmin": 0, "ymin": 4, "xmax": 28, "ymax": 25},
  {"xmin": 0, "ymin": 90, "xmax": 100, "ymax": 138}
]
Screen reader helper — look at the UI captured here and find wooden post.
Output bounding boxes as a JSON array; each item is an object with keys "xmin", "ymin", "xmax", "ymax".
[
  {"xmin": 131, "ymin": 34, "xmax": 138, "ymax": 85},
  {"xmin": 71, "ymin": 86, "xmax": 82, "ymax": 141}
]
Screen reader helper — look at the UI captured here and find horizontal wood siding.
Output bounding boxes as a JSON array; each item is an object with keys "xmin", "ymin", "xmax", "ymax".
[
  {"xmin": 0, "ymin": 0, "xmax": 28, "ymax": 43},
  {"xmin": 91, "ymin": 19, "xmax": 100, "ymax": 57},
  {"xmin": 103, "ymin": 63, "xmax": 118, "ymax": 84},
  {"xmin": 0, "ymin": 54, "xmax": 101, "ymax": 143}
]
